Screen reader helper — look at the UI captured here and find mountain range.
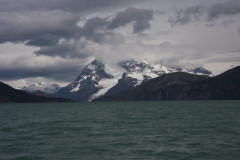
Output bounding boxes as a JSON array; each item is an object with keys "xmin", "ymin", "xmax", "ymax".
[
  {"xmin": 96, "ymin": 66, "xmax": 240, "ymax": 101},
  {"xmin": 0, "ymin": 82, "xmax": 72, "ymax": 103},
  {"xmin": 22, "ymin": 82, "xmax": 61, "ymax": 94},
  {"xmin": 2, "ymin": 59, "xmax": 239, "ymax": 102},
  {"xmin": 54, "ymin": 59, "xmax": 212, "ymax": 101}
]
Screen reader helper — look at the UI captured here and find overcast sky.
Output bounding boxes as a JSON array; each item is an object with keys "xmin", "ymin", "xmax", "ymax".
[{"xmin": 1, "ymin": 0, "xmax": 240, "ymax": 87}]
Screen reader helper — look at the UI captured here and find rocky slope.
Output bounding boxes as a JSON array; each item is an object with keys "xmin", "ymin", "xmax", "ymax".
[{"xmin": 96, "ymin": 66, "xmax": 240, "ymax": 101}]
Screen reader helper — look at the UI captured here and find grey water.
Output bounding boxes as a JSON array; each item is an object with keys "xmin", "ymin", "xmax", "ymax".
[{"xmin": 0, "ymin": 101, "xmax": 239, "ymax": 160}]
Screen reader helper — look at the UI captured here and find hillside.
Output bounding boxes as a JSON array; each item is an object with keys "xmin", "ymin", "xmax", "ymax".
[
  {"xmin": 96, "ymin": 66, "xmax": 240, "ymax": 101},
  {"xmin": 0, "ymin": 82, "xmax": 73, "ymax": 103}
]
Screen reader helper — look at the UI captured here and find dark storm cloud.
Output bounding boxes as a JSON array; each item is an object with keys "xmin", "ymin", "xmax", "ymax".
[
  {"xmin": 82, "ymin": 17, "xmax": 108, "ymax": 35},
  {"xmin": 0, "ymin": 10, "xmax": 80, "ymax": 44},
  {"xmin": 31, "ymin": 7, "xmax": 152, "ymax": 58},
  {"xmin": 26, "ymin": 35, "xmax": 61, "ymax": 46},
  {"xmin": 80, "ymin": 7, "xmax": 154, "ymax": 42},
  {"xmin": 0, "ymin": 65, "xmax": 82, "ymax": 82},
  {"xmin": 107, "ymin": 7, "xmax": 154, "ymax": 33},
  {"xmin": 35, "ymin": 40, "xmax": 94, "ymax": 58},
  {"xmin": 208, "ymin": 0, "xmax": 240, "ymax": 20},
  {"xmin": 169, "ymin": 0, "xmax": 240, "ymax": 26},
  {"xmin": 34, "ymin": 16, "xmax": 125, "ymax": 58},
  {"xmin": 81, "ymin": 17, "xmax": 110, "ymax": 43},
  {"xmin": 0, "ymin": 0, "xmax": 145, "ymax": 45},
  {"xmin": 0, "ymin": 5, "xmax": 152, "ymax": 59},
  {"xmin": 168, "ymin": 5, "xmax": 206, "ymax": 26},
  {"xmin": 36, "ymin": 43, "xmax": 81, "ymax": 58}
]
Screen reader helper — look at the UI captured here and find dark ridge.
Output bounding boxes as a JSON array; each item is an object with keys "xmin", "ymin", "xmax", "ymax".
[
  {"xmin": 95, "ymin": 66, "xmax": 240, "ymax": 101},
  {"xmin": 0, "ymin": 82, "xmax": 73, "ymax": 103}
]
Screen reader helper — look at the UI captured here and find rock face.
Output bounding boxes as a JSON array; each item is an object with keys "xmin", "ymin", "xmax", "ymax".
[
  {"xmin": 55, "ymin": 59, "xmax": 213, "ymax": 101},
  {"xmin": 96, "ymin": 66, "xmax": 240, "ymax": 101},
  {"xmin": 0, "ymin": 82, "xmax": 72, "ymax": 103}
]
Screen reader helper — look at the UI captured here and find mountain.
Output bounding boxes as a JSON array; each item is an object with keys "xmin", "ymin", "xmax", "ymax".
[
  {"xmin": 96, "ymin": 66, "xmax": 240, "ymax": 101},
  {"xmin": 105, "ymin": 60, "xmax": 178, "ymax": 96},
  {"xmin": 22, "ymin": 82, "xmax": 61, "ymax": 94},
  {"xmin": 55, "ymin": 60, "xmax": 120, "ymax": 101},
  {"xmin": 55, "ymin": 59, "xmax": 212, "ymax": 101},
  {"xmin": 0, "ymin": 82, "xmax": 73, "ymax": 103}
]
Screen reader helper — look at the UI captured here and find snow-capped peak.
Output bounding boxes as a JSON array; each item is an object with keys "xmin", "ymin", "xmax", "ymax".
[
  {"xmin": 86, "ymin": 60, "xmax": 105, "ymax": 71},
  {"xmin": 22, "ymin": 82, "xmax": 61, "ymax": 94},
  {"xmin": 77, "ymin": 59, "xmax": 113, "ymax": 82},
  {"xmin": 120, "ymin": 60, "xmax": 152, "ymax": 73},
  {"xmin": 119, "ymin": 60, "xmax": 178, "ymax": 85},
  {"xmin": 55, "ymin": 59, "xmax": 213, "ymax": 101},
  {"xmin": 56, "ymin": 59, "xmax": 119, "ymax": 101}
]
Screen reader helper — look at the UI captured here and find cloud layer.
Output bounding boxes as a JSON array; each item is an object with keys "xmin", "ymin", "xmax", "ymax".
[
  {"xmin": 0, "ymin": 7, "xmax": 153, "ymax": 59},
  {"xmin": 108, "ymin": 7, "xmax": 154, "ymax": 33},
  {"xmin": 168, "ymin": 5, "xmax": 206, "ymax": 26},
  {"xmin": 0, "ymin": 10, "xmax": 80, "ymax": 44},
  {"xmin": 169, "ymin": 0, "xmax": 240, "ymax": 26},
  {"xmin": 0, "ymin": 0, "xmax": 142, "ymax": 12},
  {"xmin": 208, "ymin": 0, "xmax": 240, "ymax": 20},
  {"xmin": 0, "ymin": 0, "xmax": 240, "ymax": 84}
]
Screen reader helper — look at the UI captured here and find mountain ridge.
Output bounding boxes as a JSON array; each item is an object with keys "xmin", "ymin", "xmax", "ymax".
[
  {"xmin": 55, "ymin": 59, "xmax": 213, "ymax": 101},
  {"xmin": 95, "ymin": 66, "xmax": 240, "ymax": 101},
  {"xmin": 22, "ymin": 82, "xmax": 61, "ymax": 94},
  {"xmin": 0, "ymin": 82, "xmax": 73, "ymax": 103}
]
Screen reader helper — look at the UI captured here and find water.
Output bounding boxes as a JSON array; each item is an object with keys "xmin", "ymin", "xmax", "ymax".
[{"xmin": 0, "ymin": 101, "xmax": 239, "ymax": 160}]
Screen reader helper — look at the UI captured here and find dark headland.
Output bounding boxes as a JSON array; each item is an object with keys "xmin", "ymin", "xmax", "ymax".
[{"xmin": 0, "ymin": 82, "xmax": 73, "ymax": 103}]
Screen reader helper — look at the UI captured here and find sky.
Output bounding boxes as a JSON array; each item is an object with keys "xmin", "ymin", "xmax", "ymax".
[{"xmin": 0, "ymin": 0, "xmax": 240, "ymax": 87}]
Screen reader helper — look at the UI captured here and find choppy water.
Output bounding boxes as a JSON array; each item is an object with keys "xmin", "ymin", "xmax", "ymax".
[{"xmin": 0, "ymin": 101, "xmax": 240, "ymax": 160}]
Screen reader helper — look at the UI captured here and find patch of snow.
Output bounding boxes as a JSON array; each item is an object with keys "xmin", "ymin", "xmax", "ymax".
[
  {"xmin": 145, "ymin": 72, "xmax": 158, "ymax": 79},
  {"xmin": 142, "ymin": 59, "xmax": 150, "ymax": 64},
  {"xmin": 87, "ymin": 64, "xmax": 96, "ymax": 70},
  {"xmin": 22, "ymin": 81, "xmax": 62, "ymax": 94},
  {"xmin": 82, "ymin": 76, "xmax": 88, "ymax": 80},
  {"xmin": 126, "ymin": 72, "xmax": 143, "ymax": 80},
  {"xmin": 134, "ymin": 66, "xmax": 141, "ymax": 71},
  {"xmin": 189, "ymin": 72, "xmax": 205, "ymax": 76},
  {"xmin": 92, "ymin": 76, "xmax": 96, "ymax": 81},
  {"xmin": 70, "ymin": 83, "xmax": 80, "ymax": 92},
  {"xmin": 126, "ymin": 72, "xmax": 145, "ymax": 85},
  {"xmin": 92, "ymin": 77, "xmax": 120, "ymax": 99},
  {"xmin": 105, "ymin": 64, "xmax": 125, "ymax": 77}
]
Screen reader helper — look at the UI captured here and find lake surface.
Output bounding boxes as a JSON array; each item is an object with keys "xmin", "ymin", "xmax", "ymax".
[{"xmin": 0, "ymin": 101, "xmax": 239, "ymax": 160}]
